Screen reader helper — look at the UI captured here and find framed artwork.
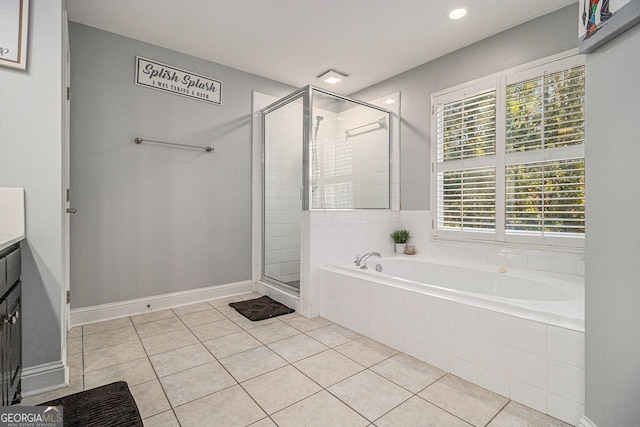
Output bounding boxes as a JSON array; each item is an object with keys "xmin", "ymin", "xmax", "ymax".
[
  {"xmin": 0, "ymin": 0, "xmax": 29, "ymax": 70},
  {"xmin": 579, "ymin": 0, "xmax": 640, "ymax": 53}
]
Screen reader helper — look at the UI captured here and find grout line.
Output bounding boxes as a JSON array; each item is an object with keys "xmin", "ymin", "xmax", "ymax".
[
  {"xmin": 185, "ymin": 328, "xmax": 272, "ymax": 424},
  {"xmin": 484, "ymin": 399, "xmax": 511, "ymax": 426},
  {"xmin": 413, "ymin": 392, "xmax": 476, "ymax": 426},
  {"xmin": 68, "ymin": 302, "xmax": 559, "ymax": 426},
  {"xmin": 130, "ymin": 315, "xmax": 175, "ymax": 421}
]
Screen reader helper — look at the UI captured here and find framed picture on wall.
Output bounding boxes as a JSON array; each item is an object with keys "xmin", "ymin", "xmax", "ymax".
[
  {"xmin": 0, "ymin": 0, "xmax": 29, "ymax": 70},
  {"xmin": 579, "ymin": 0, "xmax": 640, "ymax": 53}
]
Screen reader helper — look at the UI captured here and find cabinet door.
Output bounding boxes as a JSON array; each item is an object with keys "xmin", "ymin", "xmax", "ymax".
[
  {"xmin": 7, "ymin": 283, "xmax": 21, "ymax": 404},
  {"xmin": 0, "ymin": 257, "xmax": 6, "ymax": 298},
  {"xmin": 6, "ymin": 247, "xmax": 20, "ymax": 288},
  {"xmin": 0, "ymin": 298, "xmax": 7, "ymax": 406}
]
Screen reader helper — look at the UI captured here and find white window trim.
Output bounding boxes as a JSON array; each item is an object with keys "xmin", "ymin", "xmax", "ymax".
[{"xmin": 430, "ymin": 50, "xmax": 585, "ymax": 250}]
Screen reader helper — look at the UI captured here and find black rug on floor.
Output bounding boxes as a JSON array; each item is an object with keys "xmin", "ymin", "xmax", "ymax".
[
  {"xmin": 38, "ymin": 381, "xmax": 143, "ymax": 427},
  {"xmin": 229, "ymin": 295, "xmax": 295, "ymax": 321}
]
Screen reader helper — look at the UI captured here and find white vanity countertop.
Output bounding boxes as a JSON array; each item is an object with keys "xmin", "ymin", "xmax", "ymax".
[
  {"xmin": 0, "ymin": 234, "xmax": 24, "ymax": 251},
  {"xmin": 0, "ymin": 188, "xmax": 25, "ymax": 251}
]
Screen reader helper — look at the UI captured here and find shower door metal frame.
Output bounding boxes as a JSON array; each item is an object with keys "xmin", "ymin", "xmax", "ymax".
[
  {"xmin": 260, "ymin": 85, "xmax": 393, "ymax": 293},
  {"xmin": 260, "ymin": 87, "xmax": 309, "ymax": 294}
]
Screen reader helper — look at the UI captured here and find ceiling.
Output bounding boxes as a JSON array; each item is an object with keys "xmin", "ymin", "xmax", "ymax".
[{"xmin": 66, "ymin": 0, "xmax": 576, "ymax": 95}]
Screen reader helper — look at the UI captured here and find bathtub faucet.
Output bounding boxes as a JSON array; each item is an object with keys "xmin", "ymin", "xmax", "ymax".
[{"xmin": 354, "ymin": 252, "xmax": 381, "ymax": 269}]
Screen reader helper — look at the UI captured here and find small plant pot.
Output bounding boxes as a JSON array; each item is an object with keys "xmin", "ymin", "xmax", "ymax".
[{"xmin": 395, "ymin": 243, "xmax": 406, "ymax": 254}]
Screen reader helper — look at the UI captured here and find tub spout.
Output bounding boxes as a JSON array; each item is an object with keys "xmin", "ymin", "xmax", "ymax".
[{"xmin": 355, "ymin": 252, "xmax": 381, "ymax": 269}]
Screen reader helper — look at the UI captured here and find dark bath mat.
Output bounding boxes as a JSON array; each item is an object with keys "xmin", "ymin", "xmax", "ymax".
[
  {"xmin": 38, "ymin": 381, "xmax": 143, "ymax": 427},
  {"xmin": 229, "ymin": 295, "xmax": 295, "ymax": 321}
]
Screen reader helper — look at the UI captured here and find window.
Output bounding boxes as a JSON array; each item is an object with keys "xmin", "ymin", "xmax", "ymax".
[{"xmin": 431, "ymin": 54, "xmax": 585, "ymax": 247}]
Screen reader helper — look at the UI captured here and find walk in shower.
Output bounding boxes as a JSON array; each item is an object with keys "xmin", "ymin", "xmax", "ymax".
[{"xmin": 261, "ymin": 86, "xmax": 391, "ymax": 292}]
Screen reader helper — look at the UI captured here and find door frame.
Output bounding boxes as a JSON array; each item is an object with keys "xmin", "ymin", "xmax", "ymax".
[{"xmin": 61, "ymin": 9, "xmax": 71, "ymax": 377}]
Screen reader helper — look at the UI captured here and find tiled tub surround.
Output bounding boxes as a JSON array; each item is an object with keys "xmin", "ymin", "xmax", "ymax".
[
  {"xmin": 300, "ymin": 209, "xmax": 584, "ymax": 318},
  {"xmin": 320, "ymin": 262, "xmax": 585, "ymax": 426},
  {"xmin": 301, "ymin": 209, "xmax": 403, "ymax": 318},
  {"xmin": 22, "ymin": 293, "xmax": 572, "ymax": 427}
]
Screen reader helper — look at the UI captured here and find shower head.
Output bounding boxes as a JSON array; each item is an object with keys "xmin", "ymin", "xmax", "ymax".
[{"xmin": 314, "ymin": 115, "xmax": 324, "ymax": 135}]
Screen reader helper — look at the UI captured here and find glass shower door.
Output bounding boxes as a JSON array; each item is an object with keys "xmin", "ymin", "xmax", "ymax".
[{"xmin": 262, "ymin": 96, "xmax": 304, "ymax": 290}]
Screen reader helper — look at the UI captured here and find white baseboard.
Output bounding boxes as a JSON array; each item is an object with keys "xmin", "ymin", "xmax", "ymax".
[
  {"xmin": 578, "ymin": 416, "xmax": 598, "ymax": 427},
  {"xmin": 70, "ymin": 280, "xmax": 254, "ymax": 327},
  {"xmin": 21, "ymin": 360, "xmax": 67, "ymax": 397}
]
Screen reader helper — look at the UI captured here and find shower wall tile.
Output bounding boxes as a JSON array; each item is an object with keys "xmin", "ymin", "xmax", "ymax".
[
  {"xmin": 449, "ymin": 330, "xmax": 478, "ymax": 364},
  {"xmin": 510, "ymin": 317, "xmax": 547, "ymax": 357},
  {"xmin": 510, "ymin": 379, "xmax": 547, "ymax": 413},
  {"xmin": 510, "ymin": 349, "xmax": 547, "ymax": 390},
  {"xmin": 547, "ymin": 326, "xmax": 584, "ymax": 369},
  {"xmin": 547, "ymin": 360, "xmax": 585, "ymax": 404},
  {"xmin": 395, "ymin": 210, "xmax": 585, "ymax": 277},
  {"xmin": 425, "ymin": 347, "xmax": 450, "ymax": 372},
  {"xmin": 424, "ymin": 296, "xmax": 450, "ymax": 327},
  {"xmin": 404, "ymin": 315, "xmax": 427, "ymax": 346},
  {"xmin": 450, "ymin": 356, "xmax": 477, "ymax": 384},
  {"xmin": 477, "ymin": 309, "xmax": 509, "ymax": 345},
  {"xmin": 478, "ymin": 338, "xmax": 510, "ymax": 376},
  {"xmin": 478, "ymin": 367, "xmax": 510, "ymax": 398},
  {"xmin": 449, "ymin": 303, "xmax": 477, "ymax": 335},
  {"xmin": 404, "ymin": 338, "xmax": 426, "ymax": 362},
  {"xmin": 547, "ymin": 393, "xmax": 585, "ymax": 427}
]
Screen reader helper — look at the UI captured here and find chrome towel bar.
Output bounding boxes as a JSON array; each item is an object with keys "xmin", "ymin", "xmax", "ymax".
[
  {"xmin": 134, "ymin": 137, "xmax": 214, "ymax": 153},
  {"xmin": 344, "ymin": 117, "xmax": 388, "ymax": 138}
]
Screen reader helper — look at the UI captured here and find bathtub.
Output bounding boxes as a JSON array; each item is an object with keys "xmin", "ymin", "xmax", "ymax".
[
  {"xmin": 323, "ymin": 256, "xmax": 584, "ymax": 331},
  {"xmin": 319, "ymin": 256, "xmax": 585, "ymax": 425}
]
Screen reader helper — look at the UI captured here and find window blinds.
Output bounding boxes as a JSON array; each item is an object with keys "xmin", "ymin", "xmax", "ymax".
[
  {"xmin": 506, "ymin": 66, "xmax": 585, "ymax": 153},
  {"xmin": 432, "ymin": 57, "xmax": 585, "ymax": 246},
  {"xmin": 437, "ymin": 167, "xmax": 496, "ymax": 231},
  {"xmin": 436, "ymin": 90, "xmax": 497, "ymax": 162}
]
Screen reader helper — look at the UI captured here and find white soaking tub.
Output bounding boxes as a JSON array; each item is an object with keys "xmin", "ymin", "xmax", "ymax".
[{"xmin": 319, "ymin": 255, "xmax": 585, "ymax": 425}]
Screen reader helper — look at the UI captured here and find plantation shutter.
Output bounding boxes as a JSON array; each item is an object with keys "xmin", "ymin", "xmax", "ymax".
[
  {"xmin": 432, "ymin": 54, "xmax": 585, "ymax": 247},
  {"xmin": 506, "ymin": 66, "xmax": 585, "ymax": 153},
  {"xmin": 505, "ymin": 159, "xmax": 585, "ymax": 236},
  {"xmin": 437, "ymin": 167, "xmax": 496, "ymax": 231},
  {"xmin": 436, "ymin": 90, "xmax": 497, "ymax": 162},
  {"xmin": 504, "ymin": 65, "xmax": 585, "ymax": 239},
  {"xmin": 434, "ymin": 86, "xmax": 497, "ymax": 238}
]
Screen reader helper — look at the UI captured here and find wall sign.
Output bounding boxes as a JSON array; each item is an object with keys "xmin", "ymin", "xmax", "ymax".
[
  {"xmin": 135, "ymin": 56, "xmax": 222, "ymax": 105},
  {"xmin": 0, "ymin": 0, "xmax": 29, "ymax": 70}
]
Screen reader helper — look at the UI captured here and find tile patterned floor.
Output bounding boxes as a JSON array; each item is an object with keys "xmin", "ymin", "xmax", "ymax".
[{"xmin": 21, "ymin": 292, "xmax": 572, "ymax": 427}]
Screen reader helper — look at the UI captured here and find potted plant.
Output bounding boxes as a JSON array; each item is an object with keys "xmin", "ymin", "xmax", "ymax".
[{"xmin": 390, "ymin": 229, "xmax": 410, "ymax": 254}]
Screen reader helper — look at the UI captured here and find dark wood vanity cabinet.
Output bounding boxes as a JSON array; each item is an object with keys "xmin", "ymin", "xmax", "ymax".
[{"xmin": 0, "ymin": 244, "xmax": 22, "ymax": 405}]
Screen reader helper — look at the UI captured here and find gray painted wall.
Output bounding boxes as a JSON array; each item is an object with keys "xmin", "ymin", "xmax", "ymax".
[
  {"xmin": 69, "ymin": 23, "xmax": 294, "ymax": 308},
  {"xmin": 585, "ymin": 24, "xmax": 640, "ymax": 426},
  {"xmin": 0, "ymin": 0, "xmax": 65, "ymax": 379},
  {"xmin": 353, "ymin": 4, "xmax": 578, "ymax": 210}
]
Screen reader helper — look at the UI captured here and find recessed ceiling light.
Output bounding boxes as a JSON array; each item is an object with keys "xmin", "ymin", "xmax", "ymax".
[
  {"xmin": 383, "ymin": 99, "xmax": 396, "ymax": 105},
  {"xmin": 448, "ymin": 6, "xmax": 468, "ymax": 20},
  {"xmin": 318, "ymin": 69, "xmax": 348, "ymax": 85}
]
